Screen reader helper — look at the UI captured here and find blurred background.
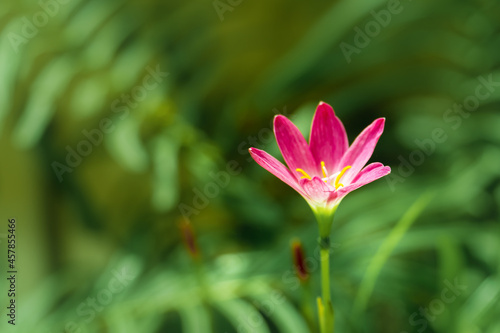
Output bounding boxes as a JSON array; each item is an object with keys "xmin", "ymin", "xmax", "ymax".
[{"xmin": 0, "ymin": 0, "xmax": 499, "ymax": 332}]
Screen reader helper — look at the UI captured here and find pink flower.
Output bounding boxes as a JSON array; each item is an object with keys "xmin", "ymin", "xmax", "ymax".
[{"xmin": 249, "ymin": 102, "xmax": 390, "ymax": 233}]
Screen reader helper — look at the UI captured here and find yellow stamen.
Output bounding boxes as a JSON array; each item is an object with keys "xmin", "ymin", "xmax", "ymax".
[
  {"xmin": 321, "ymin": 161, "xmax": 328, "ymax": 179},
  {"xmin": 335, "ymin": 165, "xmax": 351, "ymax": 189},
  {"xmin": 296, "ymin": 168, "xmax": 311, "ymax": 180}
]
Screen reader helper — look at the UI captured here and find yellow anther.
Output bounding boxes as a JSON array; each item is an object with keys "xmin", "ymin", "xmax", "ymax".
[
  {"xmin": 296, "ymin": 168, "xmax": 312, "ymax": 180},
  {"xmin": 335, "ymin": 165, "xmax": 351, "ymax": 189},
  {"xmin": 321, "ymin": 161, "xmax": 328, "ymax": 179}
]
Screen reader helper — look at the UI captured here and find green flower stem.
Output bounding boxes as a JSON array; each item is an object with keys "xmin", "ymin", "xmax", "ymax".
[
  {"xmin": 312, "ymin": 205, "xmax": 338, "ymax": 332},
  {"xmin": 312, "ymin": 206, "xmax": 337, "ymax": 332},
  {"xmin": 319, "ymin": 236, "xmax": 334, "ymax": 333}
]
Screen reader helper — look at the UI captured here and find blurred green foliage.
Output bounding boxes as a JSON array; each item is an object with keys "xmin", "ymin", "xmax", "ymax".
[{"xmin": 0, "ymin": 0, "xmax": 499, "ymax": 332}]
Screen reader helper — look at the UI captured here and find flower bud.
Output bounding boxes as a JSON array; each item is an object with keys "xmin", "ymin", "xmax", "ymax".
[
  {"xmin": 179, "ymin": 218, "xmax": 199, "ymax": 259},
  {"xmin": 291, "ymin": 238, "xmax": 309, "ymax": 282}
]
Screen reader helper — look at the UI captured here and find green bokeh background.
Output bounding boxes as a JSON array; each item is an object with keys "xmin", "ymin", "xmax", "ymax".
[{"xmin": 0, "ymin": 0, "xmax": 499, "ymax": 332}]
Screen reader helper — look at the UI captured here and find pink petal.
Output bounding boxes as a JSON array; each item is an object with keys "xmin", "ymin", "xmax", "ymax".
[
  {"xmin": 351, "ymin": 162, "xmax": 384, "ymax": 183},
  {"xmin": 274, "ymin": 115, "xmax": 319, "ymax": 178},
  {"xmin": 309, "ymin": 102, "xmax": 349, "ymax": 172},
  {"xmin": 248, "ymin": 148, "xmax": 306, "ymax": 196},
  {"xmin": 299, "ymin": 177, "xmax": 333, "ymax": 203},
  {"xmin": 338, "ymin": 118, "xmax": 386, "ymax": 184},
  {"xmin": 336, "ymin": 164, "xmax": 391, "ymax": 198}
]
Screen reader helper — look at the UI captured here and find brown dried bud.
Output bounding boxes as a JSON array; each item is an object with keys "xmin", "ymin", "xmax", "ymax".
[
  {"xmin": 291, "ymin": 238, "xmax": 309, "ymax": 282},
  {"xmin": 179, "ymin": 218, "xmax": 199, "ymax": 259}
]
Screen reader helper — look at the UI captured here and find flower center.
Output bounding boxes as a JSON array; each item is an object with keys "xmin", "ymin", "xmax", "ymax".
[{"xmin": 295, "ymin": 162, "xmax": 351, "ymax": 189}]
